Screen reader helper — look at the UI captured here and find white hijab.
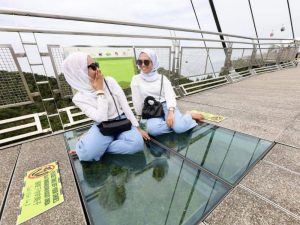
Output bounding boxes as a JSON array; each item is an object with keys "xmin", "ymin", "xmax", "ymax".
[
  {"xmin": 139, "ymin": 49, "xmax": 160, "ymax": 82},
  {"xmin": 62, "ymin": 52, "xmax": 96, "ymax": 97}
]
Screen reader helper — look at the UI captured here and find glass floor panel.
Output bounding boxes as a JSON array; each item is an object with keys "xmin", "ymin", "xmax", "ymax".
[
  {"xmin": 154, "ymin": 123, "xmax": 273, "ymax": 184},
  {"xmin": 64, "ymin": 127, "xmax": 230, "ymax": 225}
]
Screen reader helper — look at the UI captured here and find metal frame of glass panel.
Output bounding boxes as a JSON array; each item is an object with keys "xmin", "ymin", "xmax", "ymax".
[
  {"xmin": 64, "ymin": 122, "xmax": 274, "ymax": 225},
  {"xmin": 149, "ymin": 126, "xmax": 275, "ymax": 224}
]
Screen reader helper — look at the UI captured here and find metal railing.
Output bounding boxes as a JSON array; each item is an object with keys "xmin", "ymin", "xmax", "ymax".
[
  {"xmin": 0, "ymin": 112, "xmax": 51, "ymax": 144},
  {"xmin": 0, "ymin": 8, "xmax": 298, "ymax": 146}
]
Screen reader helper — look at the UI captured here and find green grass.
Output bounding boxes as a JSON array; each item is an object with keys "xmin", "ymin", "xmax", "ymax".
[{"xmin": 96, "ymin": 57, "xmax": 137, "ymax": 88}]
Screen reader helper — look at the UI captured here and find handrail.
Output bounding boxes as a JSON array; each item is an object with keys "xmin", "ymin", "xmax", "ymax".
[
  {"xmin": 0, "ymin": 26, "xmax": 294, "ymax": 47},
  {"xmin": 0, "ymin": 7, "xmax": 296, "ymax": 42},
  {"xmin": 0, "ymin": 112, "xmax": 52, "ymax": 144},
  {"xmin": 0, "ymin": 7, "xmax": 298, "ymax": 147},
  {"xmin": 0, "ymin": 8, "xmax": 254, "ymax": 40}
]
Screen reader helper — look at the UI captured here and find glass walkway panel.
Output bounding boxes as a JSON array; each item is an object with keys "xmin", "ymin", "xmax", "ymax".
[
  {"xmin": 154, "ymin": 123, "xmax": 273, "ymax": 185},
  {"xmin": 64, "ymin": 123, "xmax": 273, "ymax": 225}
]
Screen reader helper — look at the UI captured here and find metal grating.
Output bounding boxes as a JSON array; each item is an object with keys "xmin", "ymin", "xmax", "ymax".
[
  {"xmin": 0, "ymin": 46, "xmax": 33, "ymax": 108},
  {"xmin": 48, "ymin": 46, "xmax": 73, "ymax": 98}
]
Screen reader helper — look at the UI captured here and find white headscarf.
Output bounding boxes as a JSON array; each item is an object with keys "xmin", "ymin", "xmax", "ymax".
[
  {"xmin": 139, "ymin": 49, "xmax": 160, "ymax": 82},
  {"xmin": 62, "ymin": 52, "xmax": 96, "ymax": 97}
]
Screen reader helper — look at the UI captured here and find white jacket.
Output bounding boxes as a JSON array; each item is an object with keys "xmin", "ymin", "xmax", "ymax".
[
  {"xmin": 73, "ymin": 76, "xmax": 139, "ymax": 127},
  {"xmin": 130, "ymin": 75, "xmax": 177, "ymax": 116}
]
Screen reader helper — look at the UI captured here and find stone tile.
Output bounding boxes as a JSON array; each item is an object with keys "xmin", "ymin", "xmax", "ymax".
[
  {"xmin": 205, "ymin": 187, "xmax": 300, "ymax": 225},
  {"xmin": 0, "ymin": 146, "xmax": 19, "ymax": 210},
  {"xmin": 218, "ymin": 118, "xmax": 280, "ymax": 141},
  {"xmin": 179, "ymin": 97, "xmax": 297, "ymax": 120},
  {"xmin": 178, "ymin": 95, "xmax": 295, "ymax": 126},
  {"xmin": 264, "ymin": 144, "xmax": 300, "ymax": 173},
  {"xmin": 276, "ymin": 120, "xmax": 300, "ymax": 148},
  {"xmin": 294, "ymin": 113, "xmax": 300, "ymax": 121},
  {"xmin": 178, "ymin": 100, "xmax": 281, "ymax": 140},
  {"xmin": 0, "ymin": 134, "xmax": 87, "ymax": 225},
  {"xmin": 241, "ymin": 161, "xmax": 300, "ymax": 215}
]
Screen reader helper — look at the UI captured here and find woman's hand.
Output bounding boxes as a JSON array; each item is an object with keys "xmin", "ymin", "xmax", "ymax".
[
  {"xmin": 166, "ymin": 111, "xmax": 175, "ymax": 128},
  {"xmin": 91, "ymin": 69, "xmax": 104, "ymax": 91},
  {"xmin": 137, "ymin": 127, "xmax": 151, "ymax": 140}
]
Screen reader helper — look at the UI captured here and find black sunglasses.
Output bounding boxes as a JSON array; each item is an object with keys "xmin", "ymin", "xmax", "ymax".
[
  {"xmin": 87, "ymin": 62, "xmax": 99, "ymax": 71},
  {"xmin": 136, "ymin": 59, "xmax": 151, "ymax": 66}
]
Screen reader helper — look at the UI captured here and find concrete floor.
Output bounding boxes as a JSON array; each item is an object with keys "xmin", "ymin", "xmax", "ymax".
[
  {"xmin": 177, "ymin": 67, "xmax": 300, "ymax": 225},
  {"xmin": 0, "ymin": 66, "xmax": 299, "ymax": 225}
]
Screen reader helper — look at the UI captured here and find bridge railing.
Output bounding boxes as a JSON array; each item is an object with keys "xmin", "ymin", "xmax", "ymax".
[{"xmin": 0, "ymin": 8, "xmax": 298, "ymax": 146}]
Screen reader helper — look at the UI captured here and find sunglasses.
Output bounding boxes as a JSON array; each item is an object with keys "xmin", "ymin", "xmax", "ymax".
[
  {"xmin": 87, "ymin": 62, "xmax": 99, "ymax": 71},
  {"xmin": 136, "ymin": 59, "xmax": 151, "ymax": 66}
]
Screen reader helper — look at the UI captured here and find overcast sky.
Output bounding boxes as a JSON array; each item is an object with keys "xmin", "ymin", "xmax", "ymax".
[
  {"xmin": 0, "ymin": 0, "xmax": 199, "ymax": 28},
  {"xmin": 1, "ymin": 0, "xmax": 299, "ymax": 35},
  {"xmin": 0, "ymin": 0, "xmax": 299, "ymax": 75},
  {"xmin": 1, "ymin": 0, "xmax": 300, "ymax": 41}
]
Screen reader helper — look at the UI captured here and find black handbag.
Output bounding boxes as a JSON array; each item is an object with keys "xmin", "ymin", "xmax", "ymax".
[
  {"xmin": 142, "ymin": 96, "xmax": 164, "ymax": 119},
  {"xmin": 97, "ymin": 79, "xmax": 132, "ymax": 136},
  {"xmin": 142, "ymin": 75, "xmax": 164, "ymax": 119}
]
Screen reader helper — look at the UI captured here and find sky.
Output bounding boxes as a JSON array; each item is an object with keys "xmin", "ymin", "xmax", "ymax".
[
  {"xmin": 1, "ymin": 0, "xmax": 299, "ymax": 37},
  {"xmin": 1, "ymin": 0, "xmax": 300, "ymax": 45},
  {"xmin": 0, "ymin": 0, "xmax": 199, "ymax": 29},
  {"xmin": 0, "ymin": 0, "xmax": 299, "ymax": 76}
]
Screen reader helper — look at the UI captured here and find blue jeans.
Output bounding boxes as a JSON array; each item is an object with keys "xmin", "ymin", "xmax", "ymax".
[
  {"xmin": 146, "ymin": 102, "xmax": 197, "ymax": 136},
  {"xmin": 76, "ymin": 122, "xmax": 144, "ymax": 161}
]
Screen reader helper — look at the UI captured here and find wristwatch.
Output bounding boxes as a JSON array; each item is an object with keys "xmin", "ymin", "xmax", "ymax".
[
  {"xmin": 168, "ymin": 107, "xmax": 175, "ymax": 112},
  {"xmin": 96, "ymin": 90, "xmax": 104, "ymax": 96}
]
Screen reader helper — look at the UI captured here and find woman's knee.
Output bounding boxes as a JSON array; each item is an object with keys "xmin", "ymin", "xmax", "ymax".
[
  {"xmin": 146, "ymin": 118, "xmax": 169, "ymax": 136},
  {"xmin": 172, "ymin": 124, "xmax": 186, "ymax": 134},
  {"xmin": 131, "ymin": 134, "xmax": 144, "ymax": 152},
  {"xmin": 147, "ymin": 126, "xmax": 160, "ymax": 136},
  {"xmin": 172, "ymin": 114, "xmax": 197, "ymax": 134},
  {"xmin": 126, "ymin": 127, "xmax": 144, "ymax": 150},
  {"xmin": 146, "ymin": 121, "xmax": 156, "ymax": 135},
  {"xmin": 172, "ymin": 120, "xmax": 194, "ymax": 134},
  {"xmin": 76, "ymin": 124, "xmax": 113, "ymax": 161},
  {"xmin": 108, "ymin": 128, "xmax": 144, "ymax": 154},
  {"xmin": 76, "ymin": 139, "xmax": 110, "ymax": 161}
]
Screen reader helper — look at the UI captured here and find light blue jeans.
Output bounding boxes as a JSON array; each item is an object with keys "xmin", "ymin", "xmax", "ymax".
[
  {"xmin": 76, "ymin": 120, "xmax": 144, "ymax": 161},
  {"xmin": 146, "ymin": 102, "xmax": 197, "ymax": 136}
]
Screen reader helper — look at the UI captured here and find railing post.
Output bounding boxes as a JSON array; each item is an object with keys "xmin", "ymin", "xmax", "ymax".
[
  {"xmin": 223, "ymin": 44, "xmax": 233, "ymax": 76},
  {"xmin": 249, "ymin": 43, "xmax": 257, "ymax": 69},
  {"xmin": 171, "ymin": 38, "xmax": 184, "ymax": 97}
]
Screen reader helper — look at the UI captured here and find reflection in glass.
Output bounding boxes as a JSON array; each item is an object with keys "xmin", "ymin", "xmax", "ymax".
[
  {"xmin": 155, "ymin": 123, "xmax": 272, "ymax": 184},
  {"xmin": 64, "ymin": 129, "xmax": 229, "ymax": 225}
]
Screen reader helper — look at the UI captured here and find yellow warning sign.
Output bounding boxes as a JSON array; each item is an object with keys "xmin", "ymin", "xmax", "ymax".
[
  {"xmin": 191, "ymin": 110, "xmax": 225, "ymax": 123},
  {"xmin": 17, "ymin": 161, "xmax": 64, "ymax": 224}
]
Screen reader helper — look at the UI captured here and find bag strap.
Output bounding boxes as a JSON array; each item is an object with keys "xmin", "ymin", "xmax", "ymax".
[
  {"xmin": 103, "ymin": 78, "xmax": 122, "ymax": 119},
  {"xmin": 158, "ymin": 75, "xmax": 163, "ymax": 101}
]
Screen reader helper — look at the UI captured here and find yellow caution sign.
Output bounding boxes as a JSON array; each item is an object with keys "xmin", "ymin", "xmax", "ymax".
[
  {"xmin": 17, "ymin": 161, "xmax": 64, "ymax": 224},
  {"xmin": 191, "ymin": 110, "xmax": 225, "ymax": 123}
]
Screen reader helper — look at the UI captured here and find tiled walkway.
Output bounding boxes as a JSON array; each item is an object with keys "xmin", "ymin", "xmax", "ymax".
[
  {"xmin": 178, "ymin": 67, "xmax": 300, "ymax": 224},
  {"xmin": 0, "ymin": 67, "xmax": 299, "ymax": 225}
]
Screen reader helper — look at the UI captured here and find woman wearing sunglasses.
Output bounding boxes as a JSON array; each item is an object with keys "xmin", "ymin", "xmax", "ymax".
[
  {"xmin": 63, "ymin": 52, "xmax": 146, "ymax": 161},
  {"xmin": 131, "ymin": 49, "xmax": 203, "ymax": 137}
]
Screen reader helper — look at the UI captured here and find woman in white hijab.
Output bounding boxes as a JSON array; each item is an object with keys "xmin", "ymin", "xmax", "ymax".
[
  {"xmin": 130, "ymin": 49, "xmax": 203, "ymax": 136},
  {"xmin": 63, "ymin": 52, "xmax": 148, "ymax": 161}
]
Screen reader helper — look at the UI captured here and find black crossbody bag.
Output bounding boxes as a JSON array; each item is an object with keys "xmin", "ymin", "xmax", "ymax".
[
  {"xmin": 142, "ymin": 75, "xmax": 164, "ymax": 119},
  {"xmin": 97, "ymin": 79, "xmax": 132, "ymax": 136}
]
